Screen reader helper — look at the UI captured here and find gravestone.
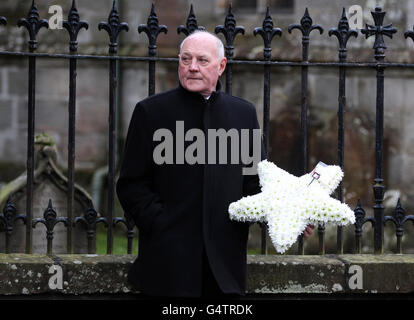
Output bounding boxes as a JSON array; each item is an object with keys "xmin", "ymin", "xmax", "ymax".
[{"xmin": 0, "ymin": 134, "xmax": 94, "ymax": 253}]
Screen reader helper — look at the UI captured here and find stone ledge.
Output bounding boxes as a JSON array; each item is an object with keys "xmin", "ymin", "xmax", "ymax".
[
  {"xmin": 247, "ymin": 254, "xmax": 414, "ymax": 294},
  {"xmin": 0, "ymin": 254, "xmax": 413, "ymax": 295}
]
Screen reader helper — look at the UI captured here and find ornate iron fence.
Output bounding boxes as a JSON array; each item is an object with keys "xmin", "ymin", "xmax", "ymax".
[{"xmin": 0, "ymin": 0, "xmax": 414, "ymax": 255}]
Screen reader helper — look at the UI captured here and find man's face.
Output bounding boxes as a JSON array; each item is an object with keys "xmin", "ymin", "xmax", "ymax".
[{"xmin": 178, "ymin": 34, "xmax": 227, "ymax": 98}]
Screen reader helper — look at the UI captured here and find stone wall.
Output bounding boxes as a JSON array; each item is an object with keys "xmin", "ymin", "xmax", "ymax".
[
  {"xmin": 0, "ymin": 254, "xmax": 413, "ymax": 295},
  {"xmin": 1, "ymin": 0, "xmax": 414, "ymax": 252}
]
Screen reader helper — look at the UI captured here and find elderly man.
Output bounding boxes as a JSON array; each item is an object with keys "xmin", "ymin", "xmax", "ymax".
[{"xmin": 117, "ymin": 30, "xmax": 286, "ymax": 298}]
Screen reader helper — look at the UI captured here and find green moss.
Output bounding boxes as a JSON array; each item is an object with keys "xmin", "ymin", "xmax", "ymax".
[{"xmin": 34, "ymin": 133, "xmax": 55, "ymax": 146}]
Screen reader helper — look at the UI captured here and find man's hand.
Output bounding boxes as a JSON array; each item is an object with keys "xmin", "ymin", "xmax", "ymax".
[{"xmin": 303, "ymin": 224, "xmax": 315, "ymax": 238}]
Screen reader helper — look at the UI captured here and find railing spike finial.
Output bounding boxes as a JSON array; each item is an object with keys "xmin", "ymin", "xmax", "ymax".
[
  {"xmin": 85, "ymin": 201, "xmax": 98, "ymax": 225},
  {"xmin": 17, "ymin": 0, "xmax": 49, "ymax": 51},
  {"xmin": 63, "ymin": 0, "xmax": 89, "ymax": 52},
  {"xmin": 354, "ymin": 199, "xmax": 374, "ymax": 229},
  {"xmin": 215, "ymin": 3, "xmax": 245, "ymax": 58},
  {"xmin": 98, "ymin": 1, "xmax": 129, "ymax": 54},
  {"xmin": 2, "ymin": 197, "xmax": 16, "ymax": 222},
  {"xmin": 31, "ymin": 199, "xmax": 67, "ymax": 254},
  {"xmin": 138, "ymin": 3, "xmax": 168, "ymax": 56},
  {"xmin": 341, "ymin": 7, "xmax": 346, "ymax": 19},
  {"xmin": 329, "ymin": 7, "xmax": 358, "ymax": 61},
  {"xmin": 354, "ymin": 199, "xmax": 365, "ymax": 220},
  {"xmin": 177, "ymin": 4, "xmax": 205, "ymax": 35},
  {"xmin": 6, "ymin": 196, "xmax": 13, "ymax": 206},
  {"xmin": 353, "ymin": 199, "xmax": 374, "ymax": 252},
  {"xmin": 384, "ymin": 198, "xmax": 409, "ymax": 253},
  {"xmin": 392, "ymin": 198, "xmax": 405, "ymax": 222},
  {"xmin": 253, "ymin": 6, "xmax": 282, "ymax": 60},
  {"xmin": 44, "ymin": 199, "xmax": 57, "ymax": 220},
  {"xmin": 74, "ymin": 200, "xmax": 108, "ymax": 254},
  {"xmin": 265, "ymin": 6, "xmax": 271, "ymax": 20},
  {"xmin": 302, "ymin": 7, "xmax": 312, "ymax": 31},
  {"xmin": 288, "ymin": 7, "xmax": 323, "ymax": 37},
  {"xmin": 397, "ymin": 197, "xmax": 402, "ymax": 207}
]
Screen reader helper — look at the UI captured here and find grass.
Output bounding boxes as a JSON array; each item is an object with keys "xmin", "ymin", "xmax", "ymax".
[{"xmin": 96, "ymin": 225, "xmax": 138, "ymax": 255}]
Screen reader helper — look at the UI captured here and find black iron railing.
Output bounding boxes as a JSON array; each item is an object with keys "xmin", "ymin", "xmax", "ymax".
[{"xmin": 0, "ymin": 0, "xmax": 414, "ymax": 255}]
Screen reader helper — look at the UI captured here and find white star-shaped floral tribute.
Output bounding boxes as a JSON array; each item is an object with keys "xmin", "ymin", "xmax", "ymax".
[{"xmin": 229, "ymin": 160, "xmax": 355, "ymax": 254}]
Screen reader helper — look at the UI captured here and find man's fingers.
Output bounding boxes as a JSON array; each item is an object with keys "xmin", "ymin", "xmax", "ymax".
[{"xmin": 303, "ymin": 225, "xmax": 315, "ymax": 238}]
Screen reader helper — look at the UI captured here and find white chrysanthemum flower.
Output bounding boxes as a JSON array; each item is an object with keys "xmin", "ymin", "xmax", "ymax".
[{"xmin": 228, "ymin": 160, "xmax": 356, "ymax": 254}]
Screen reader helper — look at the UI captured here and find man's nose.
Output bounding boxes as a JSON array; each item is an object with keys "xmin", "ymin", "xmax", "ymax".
[{"xmin": 189, "ymin": 58, "xmax": 199, "ymax": 71}]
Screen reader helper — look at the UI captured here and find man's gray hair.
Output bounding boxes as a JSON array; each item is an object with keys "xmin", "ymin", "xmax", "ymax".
[{"xmin": 179, "ymin": 30, "xmax": 225, "ymax": 60}]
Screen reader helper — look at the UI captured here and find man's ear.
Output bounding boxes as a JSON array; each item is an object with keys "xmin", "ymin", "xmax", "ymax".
[{"xmin": 218, "ymin": 57, "xmax": 227, "ymax": 76}]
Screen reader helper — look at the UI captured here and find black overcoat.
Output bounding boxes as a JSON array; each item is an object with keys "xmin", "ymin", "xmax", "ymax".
[{"xmin": 116, "ymin": 82, "xmax": 265, "ymax": 297}]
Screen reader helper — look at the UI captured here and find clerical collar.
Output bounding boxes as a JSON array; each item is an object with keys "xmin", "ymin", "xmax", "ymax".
[{"xmin": 178, "ymin": 80, "xmax": 222, "ymax": 100}]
